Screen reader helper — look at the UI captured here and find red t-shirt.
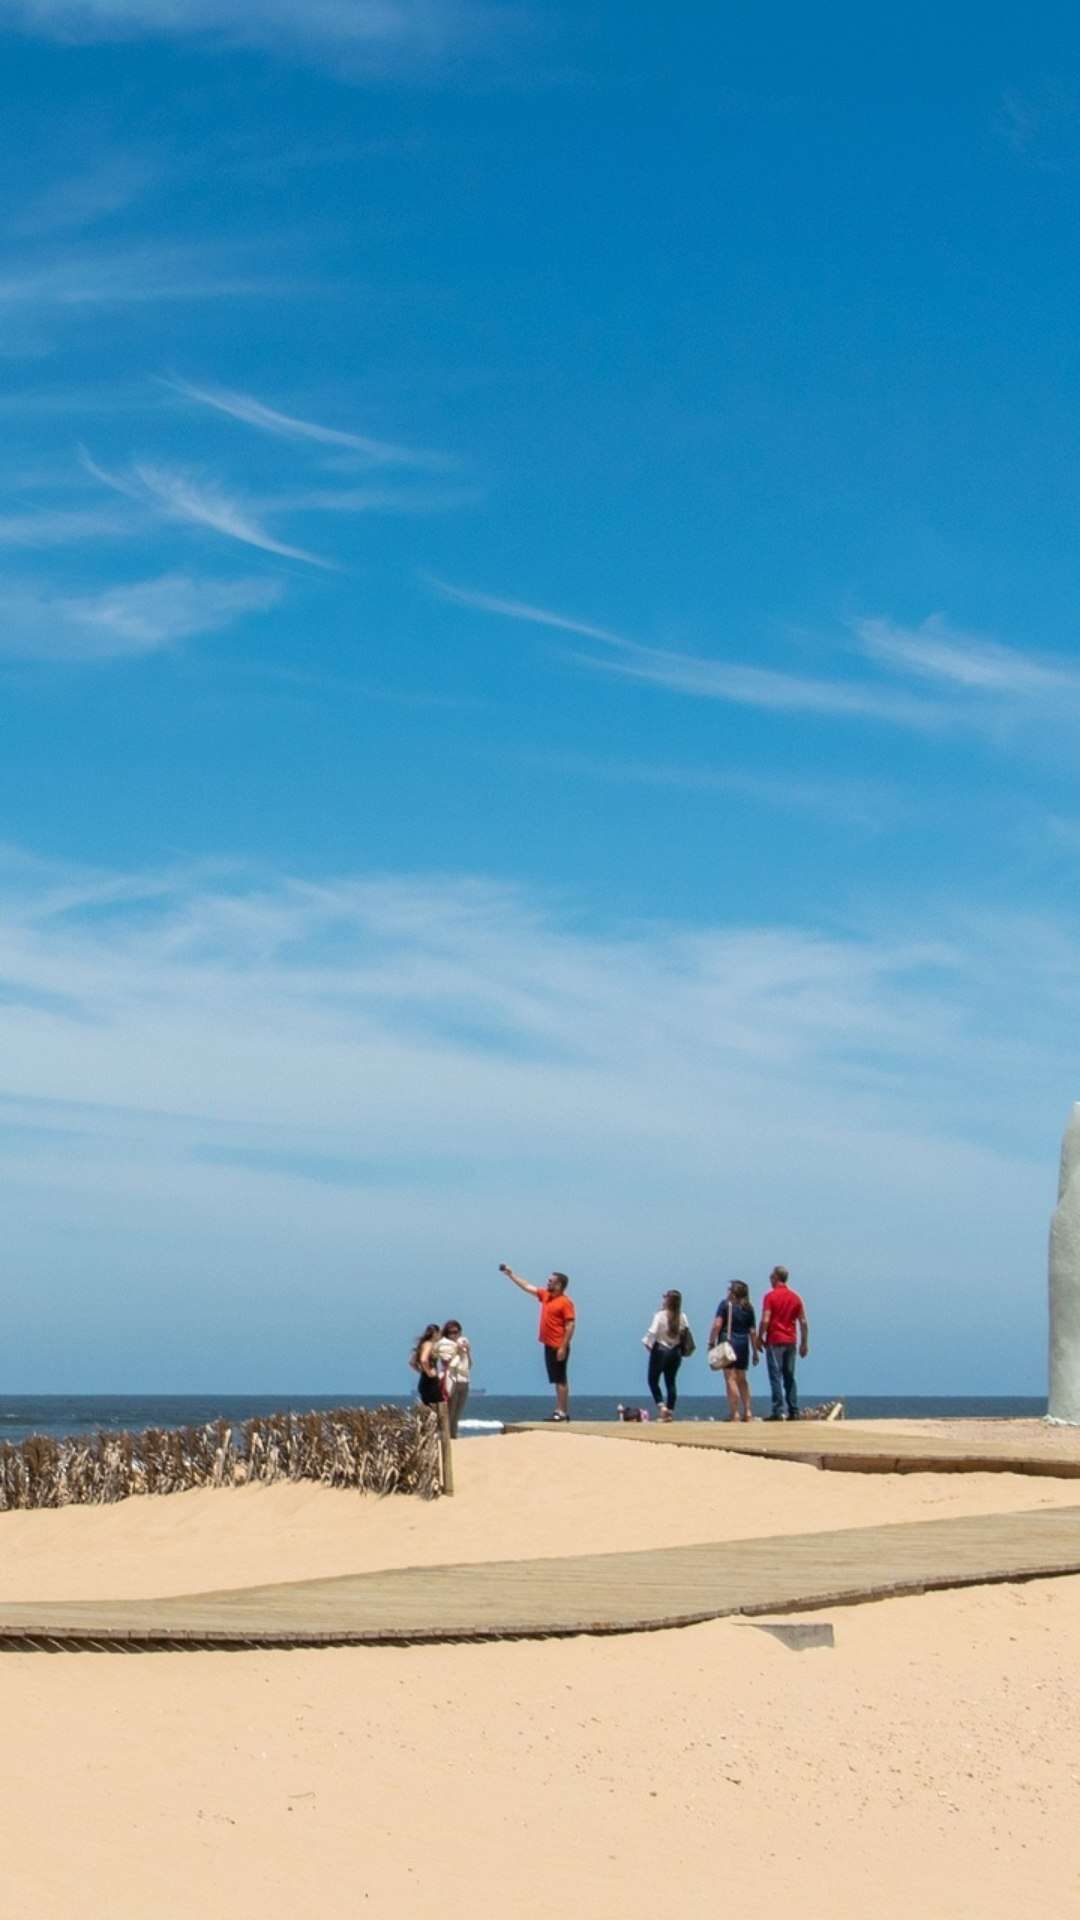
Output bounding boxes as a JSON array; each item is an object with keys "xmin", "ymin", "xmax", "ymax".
[
  {"xmin": 761, "ymin": 1285, "xmax": 804, "ymax": 1346},
  {"xmin": 537, "ymin": 1289, "xmax": 575, "ymax": 1349}
]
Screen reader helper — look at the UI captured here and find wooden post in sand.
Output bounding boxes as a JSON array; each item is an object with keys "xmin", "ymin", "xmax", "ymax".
[{"xmin": 437, "ymin": 1402, "xmax": 455, "ymax": 1496}]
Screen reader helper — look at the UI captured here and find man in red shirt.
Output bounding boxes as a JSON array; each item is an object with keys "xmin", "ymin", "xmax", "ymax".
[
  {"xmin": 499, "ymin": 1263, "xmax": 576, "ymax": 1422},
  {"xmin": 759, "ymin": 1265, "xmax": 808, "ymax": 1421}
]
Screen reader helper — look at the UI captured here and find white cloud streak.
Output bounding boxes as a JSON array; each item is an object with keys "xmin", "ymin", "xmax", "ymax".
[
  {"xmin": 0, "ymin": 573, "xmax": 283, "ymax": 661},
  {"xmin": 434, "ymin": 581, "xmax": 943, "ymax": 727},
  {"xmin": 280, "ymin": 485, "xmax": 478, "ymax": 514},
  {"xmin": 531, "ymin": 748, "xmax": 903, "ymax": 828},
  {"xmin": 440, "ymin": 583, "xmax": 1080, "ymax": 730},
  {"xmin": 433, "ymin": 580, "xmax": 624, "ymax": 646},
  {"xmin": 0, "ymin": 858, "xmax": 1056, "ymax": 1144},
  {"xmin": 3, "ymin": 0, "xmax": 503, "ymax": 73},
  {"xmin": 0, "ymin": 244, "xmax": 278, "ymax": 311},
  {"xmin": 167, "ymin": 378, "xmax": 451, "ymax": 470},
  {"xmin": 576, "ymin": 638, "xmax": 939, "ymax": 723},
  {"xmin": 0, "ymin": 506, "xmax": 136, "ymax": 547},
  {"xmin": 855, "ymin": 615, "xmax": 1080, "ymax": 697},
  {"xmin": 10, "ymin": 155, "xmax": 156, "ymax": 237},
  {"xmin": 83, "ymin": 451, "xmax": 332, "ymax": 568}
]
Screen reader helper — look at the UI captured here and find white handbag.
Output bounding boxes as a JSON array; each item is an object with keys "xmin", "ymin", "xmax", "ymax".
[{"xmin": 708, "ymin": 1303, "xmax": 738, "ymax": 1370}]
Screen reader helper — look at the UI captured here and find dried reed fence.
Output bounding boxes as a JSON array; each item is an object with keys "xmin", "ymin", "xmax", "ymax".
[{"xmin": 0, "ymin": 1405, "xmax": 444, "ymax": 1510}]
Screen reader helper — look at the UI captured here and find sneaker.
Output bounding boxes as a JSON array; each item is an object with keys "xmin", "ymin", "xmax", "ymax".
[
  {"xmin": 764, "ymin": 1414, "xmax": 785, "ymax": 1422},
  {"xmin": 548, "ymin": 1411, "xmax": 569, "ymax": 1422}
]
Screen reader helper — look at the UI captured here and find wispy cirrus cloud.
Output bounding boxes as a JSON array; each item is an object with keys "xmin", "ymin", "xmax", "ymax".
[
  {"xmin": 166, "ymin": 378, "xmax": 452, "ymax": 471},
  {"xmin": 998, "ymin": 82, "xmax": 1080, "ymax": 171},
  {"xmin": 3, "ymin": 0, "xmax": 509, "ymax": 75},
  {"xmin": 579, "ymin": 635, "xmax": 939, "ymax": 723},
  {"xmin": 10, "ymin": 155, "xmax": 156, "ymax": 237},
  {"xmin": 0, "ymin": 243, "xmax": 279, "ymax": 312},
  {"xmin": 83, "ymin": 451, "xmax": 332, "ymax": 567},
  {"xmin": 277, "ymin": 484, "xmax": 479, "ymax": 515},
  {"xmin": 0, "ymin": 374, "xmax": 460, "ymax": 571},
  {"xmin": 433, "ymin": 581, "xmax": 623, "ymax": 646},
  {"xmin": 0, "ymin": 573, "xmax": 283, "ymax": 661},
  {"xmin": 438, "ymin": 582, "xmax": 1080, "ymax": 731},
  {"xmin": 0, "ymin": 505, "xmax": 136, "ymax": 548},
  {"xmin": 433, "ymin": 581, "xmax": 942, "ymax": 727},
  {"xmin": 528, "ymin": 747, "xmax": 903, "ymax": 829},
  {"xmin": 854, "ymin": 614, "xmax": 1080, "ymax": 697}
]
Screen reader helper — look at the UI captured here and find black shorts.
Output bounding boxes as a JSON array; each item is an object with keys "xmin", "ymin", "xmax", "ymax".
[{"xmin": 544, "ymin": 1345, "xmax": 568, "ymax": 1385}]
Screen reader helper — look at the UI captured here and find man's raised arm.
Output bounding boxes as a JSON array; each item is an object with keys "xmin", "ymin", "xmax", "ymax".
[{"xmin": 499, "ymin": 1262, "xmax": 540, "ymax": 1297}]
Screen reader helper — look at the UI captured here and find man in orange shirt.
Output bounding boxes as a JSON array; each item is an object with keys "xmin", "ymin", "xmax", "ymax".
[{"xmin": 499, "ymin": 1263, "xmax": 576, "ymax": 1422}]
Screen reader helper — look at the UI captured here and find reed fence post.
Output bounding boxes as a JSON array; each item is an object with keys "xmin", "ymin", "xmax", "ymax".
[{"xmin": 437, "ymin": 1402, "xmax": 454, "ymax": 1497}]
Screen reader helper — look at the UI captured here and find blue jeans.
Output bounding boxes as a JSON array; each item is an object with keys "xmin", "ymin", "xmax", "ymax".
[
  {"xmin": 647, "ymin": 1345, "xmax": 682, "ymax": 1411},
  {"xmin": 766, "ymin": 1344, "xmax": 799, "ymax": 1418}
]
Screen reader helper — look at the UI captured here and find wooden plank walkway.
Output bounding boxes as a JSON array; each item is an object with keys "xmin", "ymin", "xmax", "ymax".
[
  {"xmin": 0, "ymin": 1505, "xmax": 1079, "ymax": 1651},
  {"xmin": 504, "ymin": 1419, "xmax": 1080, "ymax": 1478}
]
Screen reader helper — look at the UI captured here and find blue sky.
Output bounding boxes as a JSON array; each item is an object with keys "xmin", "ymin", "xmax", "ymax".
[{"xmin": 0, "ymin": 0, "xmax": 1078, "ymax": 1393}]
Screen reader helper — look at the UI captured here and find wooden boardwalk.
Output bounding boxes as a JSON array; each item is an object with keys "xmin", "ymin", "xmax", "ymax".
[
  {"xmin": 0, "ymin": 1504, "xmax": 1079, "ymax": 1651},
  {"xmin": 505, "ymin": 1419, "xmax": 1080, "ymax": 1478}
]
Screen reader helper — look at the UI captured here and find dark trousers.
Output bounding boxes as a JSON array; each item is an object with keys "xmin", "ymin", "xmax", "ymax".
[
  {"xmin": 766, "ymin": 1343, "xmax": 799, "ymax": 1417},
  {"xmin": 648, "ymin": 1344, "xmax": 682, "ymax": 1410}
]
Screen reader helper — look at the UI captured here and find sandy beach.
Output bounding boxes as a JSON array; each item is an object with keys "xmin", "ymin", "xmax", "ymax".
[
  {"xmin": 1, "ymin": 1426, "xmax": 1080, "ymax": 1602},
  {"xmin": 3, "ymin": 1426, "xmax": 1080, "ymax": 1917}
]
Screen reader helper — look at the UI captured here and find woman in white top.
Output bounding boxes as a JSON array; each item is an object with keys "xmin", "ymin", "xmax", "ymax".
[
  {"xmin": 436, "ymin": 1319, "xmax": 473, "ymax": 1437},
  {"xmin": 642, "ymin": 1290, "xmax": 693, "ymax": 1422}
]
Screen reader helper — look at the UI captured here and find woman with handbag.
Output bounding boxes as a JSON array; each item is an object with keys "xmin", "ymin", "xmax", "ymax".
[
  {"xmin": 642, "ymin": 1289, "xmax": 695, "ymax": 1421},
  {"xmin": 708, "ymin": 1280, "xmax": 759, "ymax": 1422}
]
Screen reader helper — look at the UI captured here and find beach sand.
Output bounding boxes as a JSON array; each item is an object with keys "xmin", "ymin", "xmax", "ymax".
[
  {"xmin": 2, "ymin": 1429, "xmax": 1079, "ymax": 1916},
  {"xmin": 1, "ymin": 1429, "xmax": 1079, "ymax": 1601}
]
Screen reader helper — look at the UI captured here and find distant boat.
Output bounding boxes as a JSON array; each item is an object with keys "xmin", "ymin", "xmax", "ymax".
[{"xmin": 471, "ymin": 1387, "xmax": 487, "ymax": 1396}]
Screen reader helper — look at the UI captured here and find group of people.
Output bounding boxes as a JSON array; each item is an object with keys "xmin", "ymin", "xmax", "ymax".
[
  {"xmin": 409, "ymin": 1320, "xmax": 473, "ymax": 1436},
  {"xmin": 409, "ymin": 1262, "xmax": 809, "ymax": 1432},
  {"xmin": 642, "ymin": 1267, "xmax": 809, "ymax": 1422}
]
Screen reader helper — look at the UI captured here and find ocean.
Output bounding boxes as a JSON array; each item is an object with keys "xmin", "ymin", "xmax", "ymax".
[{"xmin": 0, "ymin": 1392, "xmax": 1049, "ymax": 1446}]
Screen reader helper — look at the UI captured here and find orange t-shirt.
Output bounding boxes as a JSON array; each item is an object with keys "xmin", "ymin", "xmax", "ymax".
[{"xmin": 537, "ymin": 1289, "xmax": 575, "ymax": 1349}]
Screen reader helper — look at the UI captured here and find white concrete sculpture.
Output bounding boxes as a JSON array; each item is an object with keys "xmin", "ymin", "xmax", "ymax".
[{"xmin": 1048, "ymin": 1103, "xmax": 1080, "ymax": 1424}]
